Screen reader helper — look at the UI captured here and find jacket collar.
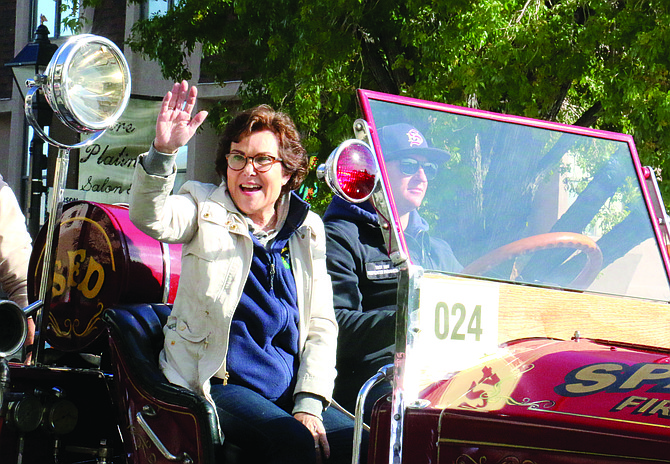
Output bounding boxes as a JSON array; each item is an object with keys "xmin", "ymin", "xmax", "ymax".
[
  {"xmin": 277, "ymin": 191, "xmax": 310, "ymax": 239},
  {"xmin": 209, "ymin": 180, "xmax": 239, "ymax": 213},
  {"xmin": 323, "ymin": 195, "xmax": 378, "ymax": 226},
  {"xmin": 405, "ymin": 209, "xmax": 429, "ymax": 237}
]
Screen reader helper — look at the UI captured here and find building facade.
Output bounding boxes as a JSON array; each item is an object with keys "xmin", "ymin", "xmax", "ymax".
[{"xmin": 1, "ymin": 0, "xmax": 241, "ymax": 238}]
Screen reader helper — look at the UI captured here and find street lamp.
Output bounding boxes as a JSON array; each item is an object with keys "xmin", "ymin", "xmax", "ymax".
[{"xmin": 5, "ymin": 24, "xmax": 59, "ymax": 238}]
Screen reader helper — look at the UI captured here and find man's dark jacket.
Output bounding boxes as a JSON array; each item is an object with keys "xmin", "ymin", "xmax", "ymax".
[{"xmin": 323, "ymin": 195, "xmax": 462, "ymax": 411}]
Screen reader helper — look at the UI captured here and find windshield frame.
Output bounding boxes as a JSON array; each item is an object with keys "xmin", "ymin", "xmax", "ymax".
[{"xmin": 357, "ymin": 88, "xmax": 670, "ymax": 297}]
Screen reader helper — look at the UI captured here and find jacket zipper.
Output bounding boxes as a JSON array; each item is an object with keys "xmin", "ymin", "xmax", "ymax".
[{"xmin": 269, "ymin": 260, "xmax": 275, "ymax": 293}]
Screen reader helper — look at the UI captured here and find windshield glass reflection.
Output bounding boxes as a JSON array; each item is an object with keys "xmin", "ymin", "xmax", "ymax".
[{"xmin": 367, "ymin": 98, "xmax": 670, "ymax": 302}]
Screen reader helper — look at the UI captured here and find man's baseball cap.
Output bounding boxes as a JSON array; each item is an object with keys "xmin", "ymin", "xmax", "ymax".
[{"xmin": 378, "ymin": 123, "xmax": 451, "ymax": 161}]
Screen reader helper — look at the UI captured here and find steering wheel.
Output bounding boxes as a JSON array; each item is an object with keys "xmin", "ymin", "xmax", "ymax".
[{"xmin": 461, "ymin": 232, "xmax": 603, "ymax": 289}]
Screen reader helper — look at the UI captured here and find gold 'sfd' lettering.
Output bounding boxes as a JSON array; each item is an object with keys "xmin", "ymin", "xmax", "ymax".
[
  {"xmin": 554, "ymin": 362, "xmax": 670, "ymax": 397},
  {"xmin": 52, "ymin": 249, "xmax": 105, "ymax": 299}
]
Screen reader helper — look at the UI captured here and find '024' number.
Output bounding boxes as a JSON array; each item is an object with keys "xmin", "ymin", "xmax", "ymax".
[{"xmin": 434, "ymin": 302, "xmax": 483, "ymax": 341}]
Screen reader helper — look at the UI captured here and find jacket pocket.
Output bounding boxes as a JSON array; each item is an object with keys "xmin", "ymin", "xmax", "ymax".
[
  {"xmin": 163, "ymin": 319, "xmax": 208, "ymax": 385},
  {"xmin": 166, "ymin": 316, "xmax": 209, "ymax": 343}
]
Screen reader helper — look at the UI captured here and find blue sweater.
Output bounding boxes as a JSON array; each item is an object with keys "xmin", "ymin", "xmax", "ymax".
[{"xmin": 226, "ymin": 193, "xmax": 309, "ymax": 403}]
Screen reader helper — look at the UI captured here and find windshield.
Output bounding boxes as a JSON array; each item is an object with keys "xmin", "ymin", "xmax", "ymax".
[{"xmin": 359, "ymin": 90, "xmax": 670, "ymax": 302}]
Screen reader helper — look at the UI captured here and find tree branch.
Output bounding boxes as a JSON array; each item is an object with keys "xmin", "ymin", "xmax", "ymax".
[
  {"xmin": 543, "ymin": 81, "xmax": 571, "ymax": 121},
  {"xmin": 573, "ymin": 101, "xmax": 603, "ymax": 128},
  {"xmin": 355, "ymin": 27, "xmax": 399, "ymax": 95}
]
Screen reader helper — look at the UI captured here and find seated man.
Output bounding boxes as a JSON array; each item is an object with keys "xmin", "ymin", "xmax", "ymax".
[{"xmin": 324, "ymin": 123, "xmax": 462, "ymax": 414}]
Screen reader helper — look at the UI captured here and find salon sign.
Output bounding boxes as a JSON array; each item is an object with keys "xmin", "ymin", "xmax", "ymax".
[{"xmin": 64, "ymin": 98, "xmax": 161, "ymax": 204}]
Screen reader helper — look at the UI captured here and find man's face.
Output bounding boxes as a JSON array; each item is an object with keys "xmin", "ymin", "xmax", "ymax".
[{"xmin": 386, "ymin": 155, "xmax": 434, "ymax": 217}]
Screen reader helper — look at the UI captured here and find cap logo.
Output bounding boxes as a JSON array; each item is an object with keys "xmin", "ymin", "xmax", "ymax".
[{"xmin": 406, "ymin": 128, "xmax": 424, "ymax": 147}]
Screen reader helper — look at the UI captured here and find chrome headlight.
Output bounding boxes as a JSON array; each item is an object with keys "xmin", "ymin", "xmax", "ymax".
[{"xmin": 41, "ymin": 34, "xmax": 131, "ymax": 133}]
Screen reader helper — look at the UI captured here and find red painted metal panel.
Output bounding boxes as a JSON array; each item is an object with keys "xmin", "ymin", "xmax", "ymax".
[{"xmin": 27, "ymin": 201, "xmax": 181, "ymax": 351}]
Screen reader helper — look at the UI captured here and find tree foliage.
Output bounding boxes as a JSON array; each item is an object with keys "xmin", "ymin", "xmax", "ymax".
[{"xmin": 79, "ymin": 0, "xmax": 670, "ymax": 208}]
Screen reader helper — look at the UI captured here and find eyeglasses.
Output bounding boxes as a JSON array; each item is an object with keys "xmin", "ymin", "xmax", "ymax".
[
  {"xmin": 398, "ymin": 158, "xmax": 438, "ymax": 180},
  {"xmin": 226, "ymin": 153, "xmax": 283, "ymax": 172}
]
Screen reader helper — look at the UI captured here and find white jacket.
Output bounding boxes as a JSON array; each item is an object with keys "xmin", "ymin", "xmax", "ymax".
[
  {"xmin": 0, "ymin": 174, "xmax": 32, "ymax": 308},
  {"xmin": 129, "ymin": 160, "xmax": 338, "ymax": 408}
]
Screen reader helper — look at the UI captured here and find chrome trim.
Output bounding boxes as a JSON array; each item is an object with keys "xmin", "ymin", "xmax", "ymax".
[
  {"xmin": 0, "ymin": 300, "xmax": 28, "ymax": 357},
  {"xmin": 161, "ymin": 241, "xmax": 171, "ymax": 303},
  {"xmin": 25, "ymin": 85, "xmax": 106, "ymax": 150},
  {"xmin": 388, "ymin": 264, "xmax": 423, "ymax": 464},
  {"xmin": 33, "ymin": 147, "xmax": 71, "ymax": 364},
  {"xmin": 352, "ymin": 365, "xmax": 393, "ymax": 464},
  {"xmin": 136, "ymin": 406, "xmax": 193, "ymax": 463}
]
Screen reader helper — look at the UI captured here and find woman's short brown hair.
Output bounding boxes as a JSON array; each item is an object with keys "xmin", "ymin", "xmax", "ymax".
[{"xmin": 215, "ymin": 105, "xmax": 308, "ymax": 193}]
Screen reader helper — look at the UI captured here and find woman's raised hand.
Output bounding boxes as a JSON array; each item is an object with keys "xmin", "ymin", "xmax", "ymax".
[{"xmin": 154, "ymin": 81, "xmax": 208, "ymax": 154}]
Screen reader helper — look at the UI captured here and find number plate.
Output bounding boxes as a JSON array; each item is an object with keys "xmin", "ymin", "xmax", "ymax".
[{"xmin": 404, "ymin": 274, "xmax": 500, "ymax": 403}]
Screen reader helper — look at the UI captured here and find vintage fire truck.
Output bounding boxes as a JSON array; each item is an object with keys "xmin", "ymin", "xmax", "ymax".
[{"xmin": 2, "ymin": 33, "xmax": 670, "ymax": 464}]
